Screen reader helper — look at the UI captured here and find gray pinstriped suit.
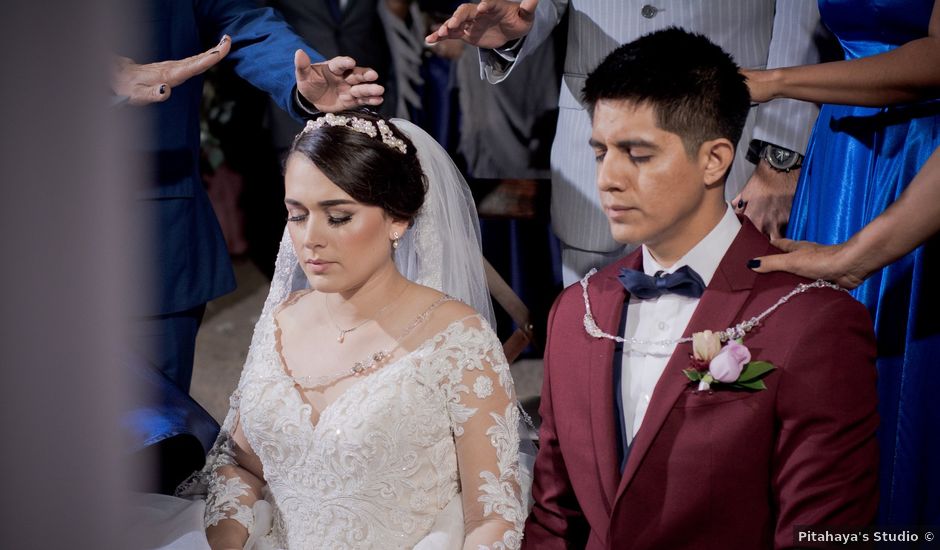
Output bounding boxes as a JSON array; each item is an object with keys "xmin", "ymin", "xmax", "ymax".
[{"xmin": 481, "ymin": 1, "xmax": 824, "ymax": 283}]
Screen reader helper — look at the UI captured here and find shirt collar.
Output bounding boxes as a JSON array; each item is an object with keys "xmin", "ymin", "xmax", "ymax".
[{"xmin": 641, "ymin": 205, "xmax": 741, "ymax": 286}]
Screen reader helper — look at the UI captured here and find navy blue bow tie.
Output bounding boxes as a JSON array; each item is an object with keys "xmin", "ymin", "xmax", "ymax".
[{"xmin": 618, "ymin": 265, "xmax": 706, "ymax": 300}]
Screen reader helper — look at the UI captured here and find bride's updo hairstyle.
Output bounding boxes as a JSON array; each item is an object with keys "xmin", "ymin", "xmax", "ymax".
[{"xmin": 289, "ymin": 109, "xmax": 427, "ymax": 224}]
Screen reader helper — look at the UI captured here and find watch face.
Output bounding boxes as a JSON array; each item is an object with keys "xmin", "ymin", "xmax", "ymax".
[
  {"xmin": 772, "ymin": 148, "xmax": 794, "ymax": 164},
  {"xmin": 764, "ymin": 145, "xmax": 800, "ymax": 170}
]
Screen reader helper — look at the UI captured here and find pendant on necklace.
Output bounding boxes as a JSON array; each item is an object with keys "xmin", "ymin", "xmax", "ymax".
[{"xmin": 338, "ymin": 330, "xmax": 347, "ymax": 343}]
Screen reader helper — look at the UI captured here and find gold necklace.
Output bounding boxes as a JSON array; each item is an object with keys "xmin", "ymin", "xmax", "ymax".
[{"xmin": 323, "ymin": 283, "xmax": 408, "ymax": 343}]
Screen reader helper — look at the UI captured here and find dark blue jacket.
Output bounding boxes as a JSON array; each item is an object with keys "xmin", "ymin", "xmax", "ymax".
[{"xmin": 122, "ymin": 0, "xmax": 322, "ymax": 315}]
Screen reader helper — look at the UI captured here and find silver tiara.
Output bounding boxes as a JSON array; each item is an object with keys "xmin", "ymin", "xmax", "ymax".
[{"xmin": 302, "ymin": 113, "xmax": 407, "ymax": 154}]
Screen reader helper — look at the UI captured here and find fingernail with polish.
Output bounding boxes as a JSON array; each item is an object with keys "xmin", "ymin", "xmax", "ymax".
[
  {"xmin": 747, "ymin": 259, "xmax": 761, "ymax": 269},
  {"xmin": 159, "ymin": 84, "xmax": 166, "ymax": 94}
]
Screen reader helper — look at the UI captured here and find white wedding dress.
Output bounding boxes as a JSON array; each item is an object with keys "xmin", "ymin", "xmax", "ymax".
[
  {"xmin": 130, "ymin": 120, "xmax": 530, "ymax": 549},
  {"xmin": 203, "ymin": 310, "xmax": 524, "ymax": 549}
]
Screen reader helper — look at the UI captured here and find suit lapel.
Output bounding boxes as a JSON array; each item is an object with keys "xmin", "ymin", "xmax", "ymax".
[
  {"xmin": 614, "ymin": 219, "xmax": 768, "ymax": 501},
  {"xmin": 587, "ymin": 252, "xmax": 640, "ymax": 512}
]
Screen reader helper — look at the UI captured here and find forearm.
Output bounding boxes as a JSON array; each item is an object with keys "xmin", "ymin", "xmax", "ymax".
[
  {"xmin": 196, "ymin": 0, "xmax": 322, "ymax": 116},
  {"xmin": 839, "ymin": 147, "xmax": 940, "ymax": 276},
  {"xmin": 205, "ymin": 463, "xmax": 264, "ymax": 549},
  {"xmin": 761, "ymin": 37, "xmax": 940, "ymax": 106}
]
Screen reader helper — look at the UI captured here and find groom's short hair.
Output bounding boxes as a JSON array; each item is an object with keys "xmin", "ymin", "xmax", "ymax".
[{"xmin": 582, "ymin": 27, "xmax": 750, "ymax": 157}]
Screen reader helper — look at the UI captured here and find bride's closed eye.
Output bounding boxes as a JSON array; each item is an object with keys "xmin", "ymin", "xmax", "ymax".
[
  {"xmin": 327, "ymin": 214, "xmax": 352, "ymax": 226},
  {"xmin": 286, "ymin": 212, "xmax": 353, "ymax": 226}
]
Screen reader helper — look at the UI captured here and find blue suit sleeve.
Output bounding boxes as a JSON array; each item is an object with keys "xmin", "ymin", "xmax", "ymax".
[{"xmin": 195, "ymin": 0, "xmax": 325, "ymax": 119}]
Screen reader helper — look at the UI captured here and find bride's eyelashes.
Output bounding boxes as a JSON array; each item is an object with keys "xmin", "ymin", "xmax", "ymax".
[
  {"xmin": 286, "ymin": 212, "xmax": 354, "ymax": 226},
  {"xmin": 327, "ymin": 214, "xmax": 353, "ymax": 226}
]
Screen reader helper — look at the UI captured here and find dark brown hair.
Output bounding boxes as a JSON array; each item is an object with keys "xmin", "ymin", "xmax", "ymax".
[
  {"xmin": 289, "ymin": 109, "xmax": 427, "ymax": 222},
  {"xmin": 583, "ymin": 27, "xmax": 750, "ymax": 157}
]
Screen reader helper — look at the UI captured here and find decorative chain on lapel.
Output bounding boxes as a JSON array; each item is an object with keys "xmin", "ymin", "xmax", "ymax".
[{"xmin": 580, "ymin": 268, "xmax": 846, "ymax": 346}]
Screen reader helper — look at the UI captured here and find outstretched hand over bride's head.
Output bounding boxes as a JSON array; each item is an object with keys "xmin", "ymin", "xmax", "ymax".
[{"xmin": 295, "ymin": 51, "xmax": 384, "ymax": 112}]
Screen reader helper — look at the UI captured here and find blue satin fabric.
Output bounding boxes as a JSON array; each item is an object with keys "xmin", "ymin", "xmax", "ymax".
[
  {"xmin": 123, "ymin": 354, "xmax": 220, "ymax": 457},
  {"xmin": 788, "ymin": 0, "xmax": 940, "ymax": 526}
]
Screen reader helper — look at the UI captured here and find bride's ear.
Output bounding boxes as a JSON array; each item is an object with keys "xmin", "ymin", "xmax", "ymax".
[{"xmin": 389, "ymin": 217, "xmax": 409, "ymax": 243}]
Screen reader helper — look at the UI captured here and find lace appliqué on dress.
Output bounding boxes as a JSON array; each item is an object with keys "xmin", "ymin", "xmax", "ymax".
[
  {"xmin": 205, "ymin": 471, "xmax": 255, "ymax": 531},
  {"xmin": 474, "ymin": 375, "xmax": 494, "ymax": 399}
]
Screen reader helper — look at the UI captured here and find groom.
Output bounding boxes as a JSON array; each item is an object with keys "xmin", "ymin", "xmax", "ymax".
[{"xmin": 524, "ymin": 28, "xmax": 879, "ymax": 549}]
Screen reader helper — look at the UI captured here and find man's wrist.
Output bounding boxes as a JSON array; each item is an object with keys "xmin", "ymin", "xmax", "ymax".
[
  {"xmin": 746, "ymin": 139, "xmax": 803, "ymax": 173},
  {"xmin": 293, "ymin": 86, "xmax": 321, "ymax": 116},
  {"xmin": 497, "ymin": 37, "xmax": 523, "ymax": 51},
  {"xmin": 491, "ymin": 36, "xmax": 525, "ymax": 61}
]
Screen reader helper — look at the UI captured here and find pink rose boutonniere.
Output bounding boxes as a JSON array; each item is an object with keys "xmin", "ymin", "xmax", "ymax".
[{"xmin": 683, "ymin": 330, "xmax": 775, "ymax": 391}]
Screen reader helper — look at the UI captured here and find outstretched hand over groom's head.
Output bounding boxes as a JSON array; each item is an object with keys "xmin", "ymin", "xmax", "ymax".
[{"xmin": 425, "ymin": 0, "xmax": 539, "ymax": 49}]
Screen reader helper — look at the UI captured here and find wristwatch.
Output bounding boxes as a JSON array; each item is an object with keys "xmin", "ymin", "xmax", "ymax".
[{"xmin": 746, "ymin": 139, "xmax": 803, "ymax": 173}]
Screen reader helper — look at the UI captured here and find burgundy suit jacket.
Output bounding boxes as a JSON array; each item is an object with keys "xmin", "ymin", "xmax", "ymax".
[{"xmin": 523, "ymin": 219, "xmax": 879, "ymax": 550}]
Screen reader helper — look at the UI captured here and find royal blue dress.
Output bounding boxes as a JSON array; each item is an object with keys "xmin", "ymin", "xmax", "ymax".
[{"xmin": 787, "ymin": 0, "xmax": 940, "ymax": 526}]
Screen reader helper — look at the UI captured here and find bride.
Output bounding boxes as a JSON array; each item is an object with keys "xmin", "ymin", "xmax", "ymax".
[{"xmin": 137, "ymin": 110, "xmax": 529, "ymax": 550}]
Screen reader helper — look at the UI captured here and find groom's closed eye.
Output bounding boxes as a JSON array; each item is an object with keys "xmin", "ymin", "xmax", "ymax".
[
  {"xmin": 589, "ymin": 139, "xmax": 606, "ymax": 163},
  {"xmin": 615, "ymin": 140, "xmax": 656, "ymax": 164}
]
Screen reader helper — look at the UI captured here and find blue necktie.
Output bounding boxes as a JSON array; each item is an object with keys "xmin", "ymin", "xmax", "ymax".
[{"xmin": 618, "ymin": 265, "xmax": 706, "ymax": 300}]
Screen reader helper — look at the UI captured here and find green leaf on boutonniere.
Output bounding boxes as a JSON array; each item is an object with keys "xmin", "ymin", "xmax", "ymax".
[
  {"xmin": 737, "ymin": 361, "xmax": 776, "ymax": 383},
  {"xmin": 735, "ymin": 378, "xmax": 768, "ymax": 390},
  {"xmin": 683, "ymin": 369, "xmax": 703, "ymax": 382}
]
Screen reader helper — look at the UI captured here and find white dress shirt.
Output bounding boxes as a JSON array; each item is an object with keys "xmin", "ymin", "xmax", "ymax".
[{"xmin": 620, "ymin": 206, "xmax": 741, "ymax": 445}]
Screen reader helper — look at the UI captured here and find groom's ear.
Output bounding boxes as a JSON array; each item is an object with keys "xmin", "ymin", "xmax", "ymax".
[{"xmin": 699, "ymin": 137, "xmax": 735, "ymax": 187}]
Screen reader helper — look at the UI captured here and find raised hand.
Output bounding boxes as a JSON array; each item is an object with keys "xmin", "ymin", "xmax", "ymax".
[
  {"xmin": 425, "ymin": 0, "xmax": 539, "ymax": 49},
  {"xmin": 732, "ymin": 162, "xmax": 799, "ymax": 240},
  {"xmin": 111, "ymin": 35, "xmax": 231, "ymax": 106},
  {"xmin": 295, "ymin": 50, "xmax": 384, "ymax": 112}
]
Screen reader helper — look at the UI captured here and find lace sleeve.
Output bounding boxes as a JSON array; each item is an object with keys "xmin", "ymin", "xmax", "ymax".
[
  {"xmin": 203, "ymin": 419, "xmax": 263, "ymax": 532},
  {"xmin": 439, "ymin": 316, "xmax": 526, "ymax": 550},
  {"xmin": 179, "ymin": 389, "xmax": 265, "ymax": 545}
]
